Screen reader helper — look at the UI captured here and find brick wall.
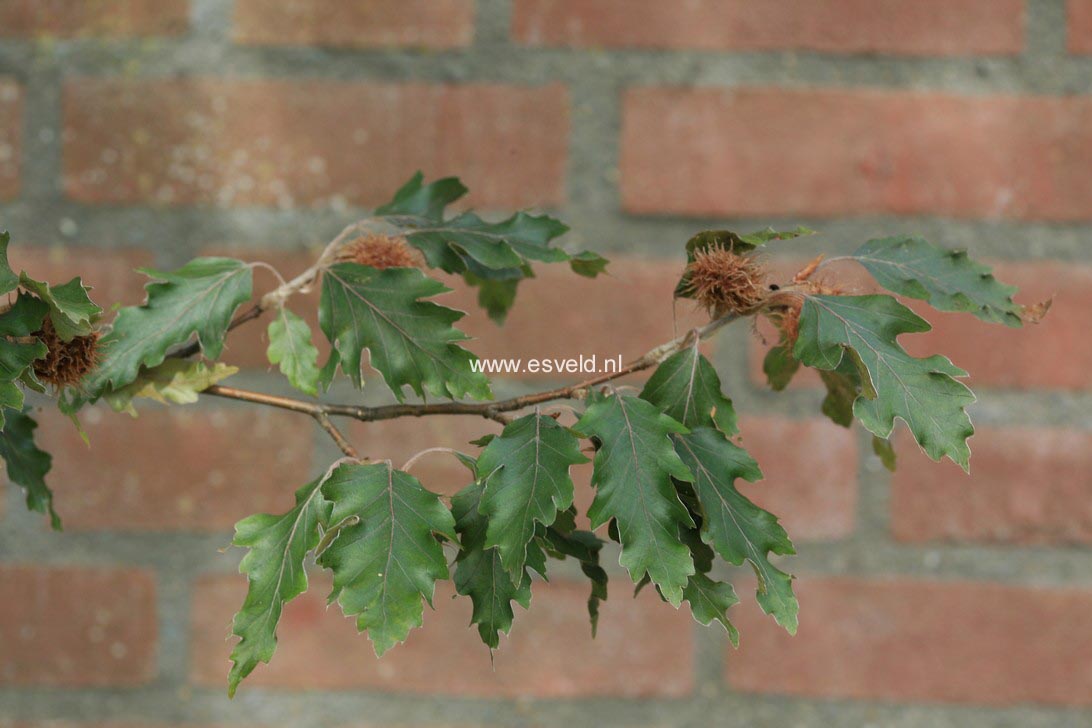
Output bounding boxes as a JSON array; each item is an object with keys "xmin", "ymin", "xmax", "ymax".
[{"xmin": 1, "ymin": 1, "xmax": 1090, "ymax": 727}]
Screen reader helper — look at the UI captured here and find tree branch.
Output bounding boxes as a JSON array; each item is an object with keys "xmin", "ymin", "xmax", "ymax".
[{"xmin": 200, "ymin": 310, "xmax": 742, "ymax": 429}]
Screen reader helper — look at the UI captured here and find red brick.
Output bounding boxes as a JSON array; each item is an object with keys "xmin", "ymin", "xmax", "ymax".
[
  {"xmin": 737, "ymin": 417, "xmax": 858, "ymax": 540},
  {"xmin": 63, "ymin": 79, "xmax": 569, "ymax": 210},
  {"xmin": 39, "ymin": 406, "xmax": 312, "ymax": 531},
  {"xmin": 0, "ymin": 566, "xmax": 157, "ymax": 686},
  {"xmin": 1069, "ymin": 0, "xmax": 1092, "ymax": 53},
  {"xmin": 0, "ymin": 79, "xmax": 21, "ymax": 200},
  {"xmin": 0, "ymin": 0, "xmax": 188, "ymax": 37},
  {"xmin": 515, "ymin": 0, "xmax": 1023, "ymax": 56},
  {"xmin": 622, "ymin": 88, "xmax": 1092, "ymax": 221},
  {"xmin": 729, "ymin": 576, "xmax": 1092, "ymax": 705},
  {"xmin": 906, "ymin": 261, "xmax": 1092, "ymax": 390},
  {"xmin": 190, "ymin": 575, "xmax": 693, "ymax": 697},
  {"xmin": 234, "ymin": 0, "xmax": 474, "ymax": 49},
  {"xmin": 892, "ymin": 426, "xmax": 1092, "ymax": 545},
  {"xmin": 7, "ymin": 246, "xmax": 155, "ymax": 308},
  {"xmin": 454, "ymin": 257, "xmax": 707, "ymax": 380}
]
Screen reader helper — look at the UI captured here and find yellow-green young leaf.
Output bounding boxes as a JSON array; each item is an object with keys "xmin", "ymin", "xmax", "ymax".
[
  {"xmin": 452, "ymin": 481, "xmax": 537, "ymax": 649},
  {"xmin": 0, "ymin": 294, "xmax": 49, "ymax": 422},
  {"xmin": 319, "ymin": 263, "xmax": 490, "ymax": 401},
  {"xmin": 763, "ymin": 344, "xmax": 800, "ymax": 392},
  {"xmin": 103, "ymin": 360, "xmax": 238, "ymax": 416},
  {"xmin": 0, "ymin": 407, "xmax": 59, "ymax": 530},
  {"xmin": 228, "ymin": 477, "xmax": 329, "ymax": 697},
  {"xmin": 640, "ymin": 345, "xmax": 738, "ymax": 435},
  {"xmin": 851, "ymin": 236, "xmax": 1027, "ymax": 327},
  {"xmin": 575, "ymin": 392, "xmax": 696, "ymax": 607},
  {"xmin": 266, "ymin": 307, "xmax": 320, "ymax": 396},
  {"xmin": 85, "ymin": 258, "xmax": 253, "ymax": 397},
  {"xmin": 794, "ymin": 294, "xmax": 975, "ymax": 470},
  {"xmin": 683, "ymin": 573, "xmax": 740, "ymax": 646},
  {"xmin": 477, "ymin": 413, "xmax": 588, "ymax": 580},
  {"xmin": 318, "ymin": 462, "xmax": 457, "ymax": 656},
  {"xmin": 18, "ymin": 273, "xmax": 101, "ymax": 341},
  {"xmin": 673, "ymin": 427, "xmax": 798, "ymax": 633}
]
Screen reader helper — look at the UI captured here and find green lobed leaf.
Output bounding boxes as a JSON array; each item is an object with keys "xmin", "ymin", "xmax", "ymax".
[
  {"xmin": 763, "ymin": 344, "xmax": 800, "ymax": 392},
  {"xmin": 266, "ymin": 307, "xmax": 321, "ymax": 396},
  {"xmin": 794, "ymin": 294, "xmax": 975, "ymax": 470},
  {"xmin": 464, "ymin": 272, "xmax": 519, "ymax": 325},
  {"xmin": 569, "ymin": 251, "xmax": 610, "ymax": 278},
  {"xmin": 452, "ymin": 481, "xmax": 535, "ymax": 649},
  {"xmin": 0, "ymin": 407, "xmax": 59, "ymax": 530},
  {"xmin": 683, "ymin": 573, "xmax": 740, "ymax": 646},
  {"xmin": 640, "ymin": 345, "xmax": 738, "ymax": 435},
  {"xmin": 318, "ymin": 462, "xmax": 457, "ymax": 656},
  {"xmin": 540, "ymin": 525, "xmax": 608, "ymax": 636},
  {"xmin": 476, "ymin": 413, "xmax": 588, "ymax": 580},
  {"xmin": 0, "ymin": 232, "xmax": 19, "ymax": 295},
  {"xmin": 18, "ymin": 273, "xmax": 101, "ymax": 341},
  {"xmin": 319, "ymin": 263, "xmax": 490, "ymax": 400},
  {"xmin": 851, "ymin": 236, "xmax": 1026, "ymax": 327},
  {"xmin": 673, "ymin": 427, "xmax": 798, "ymax": 633},
  {"xmin": 84, "ymin": 258, "xmax": 253, "ymax": 397},
  {"xmin": 574, "ymin": 392, "xmax": 696, "ymax": 607},
  {"xmin": 103, "ymin": 360, "xmax": 238, "ymax": 416},
  {"xmin": 375, "ymin": 171, "xmax": 468, "ymax": 219},
  {"xmin": 0, "ymin": 294, "xmax": 49, "ymax": 421},
  {"xmin": 375, "ymin": 174, "xmax": 606, "ymax": 320},
  {"xmin": 228, "ymin": 477, "xmax": 329, "ymax": 697},
  {"xmin": 872, "ymin": 435, "xmax": 898, "ymax": 472}
]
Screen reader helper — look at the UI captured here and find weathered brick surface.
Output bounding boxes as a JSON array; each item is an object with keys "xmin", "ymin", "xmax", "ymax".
[
  {"xmin": 622, "ymin": 88, "xmax": 1092, "ymax": 221},
  {"xmin": 892, "ymin": 426, "xmax": 1092, "ymax": 545},
  {"xmin": 1070, "ymin": 0, "xmax": 1092, "ymax": 53},
  {"xmin": 0, "ymin": 566, "xmax": 157, "ymax": 686},
  {"xmin": 191, "ymin": 575, "xmax": 694, "ymax": 697},
  {"xmin": 737, "ymin": 417, "xmax": 858, "ymax": 541},
  {"xmin": 234, "ymin": 0, "xmax": 474, "ymax": 49},
  {"xmin": 0, "ymin": 0, "xmax": 188, "ymax": 37},
  {"xmin": 728, "ymin": 576, "xmax": 1092, "ymax": 706},
  {"xmin": 514, "ymin": 0, "xmax": 1023, "ymax": 56},
  {"xmin": 0, "ymin": 79, "xmax": 21, "ymax": 200},
  {"xmin": 39, "ymin": 406, "xmax": 312, "ymax": 531},
  {"xmin": 63, "ymin": 79, "xmax": 569, "ymax": 210}
]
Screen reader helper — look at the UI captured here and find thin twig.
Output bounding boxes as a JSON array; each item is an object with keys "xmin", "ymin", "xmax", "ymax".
[
  {"xmin": 314, "ymin": 412, "xmax": 361, "ymax": 459},
  {"xmin": 200, "ymin": 310, "xmax": 742, "ymax": 428}
]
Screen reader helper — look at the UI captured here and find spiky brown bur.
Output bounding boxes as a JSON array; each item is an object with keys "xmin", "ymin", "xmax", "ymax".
[
  {"xmin": 337, "ymin": 234, "xmax": 425, "ymax": 270},
  {"xmin": 684, "ymin": 245, "xmax": 769, "ymax": 318},
  {"xmin": 32, "ymin": 316, "xmax": 100, "ymax": 389}
]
